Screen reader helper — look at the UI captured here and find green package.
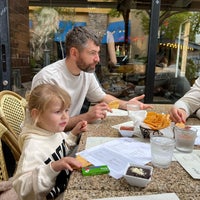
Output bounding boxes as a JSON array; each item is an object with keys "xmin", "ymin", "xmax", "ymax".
[{"xmin": 82, "ymin": 165, "xmax": 110, "ymax": 176}]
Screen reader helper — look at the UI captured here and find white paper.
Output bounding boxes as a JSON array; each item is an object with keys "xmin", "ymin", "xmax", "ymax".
[
  {"xmin": 93, "ymin": 193, "xmax": 180, "ymax": 200},
  {"xmin": 174, "ymin": 150, "xmax": 200, "ymax": 179},
  {"xmin": 107, "ymin": 109, "xmax": 128, "ymax": 116},
  {"xmin": 77, "ymin": 137, "xmax": 151, "ymax": 179},
  {"xmin": 85, "ymin": 137, "xmax": 117, "ymax": 149}
]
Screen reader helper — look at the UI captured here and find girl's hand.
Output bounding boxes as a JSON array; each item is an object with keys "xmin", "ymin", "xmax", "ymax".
[
  {"xmin": 51, "ymin": 157, "xmax": 82, "ymax": 172},
  {"xmin": 71, "ymin": 120, "xmax": 87, "ymax": 136}
]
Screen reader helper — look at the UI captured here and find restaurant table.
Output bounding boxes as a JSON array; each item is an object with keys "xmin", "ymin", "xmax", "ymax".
[{"xmin": 64, "ymin": 104, "xmax": 200, "ymax": 200}]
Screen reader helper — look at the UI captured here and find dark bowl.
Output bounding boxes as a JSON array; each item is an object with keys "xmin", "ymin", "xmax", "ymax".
[{"xmin": 139, "ymin": 126, "xmax": 163, "ymax": 138}]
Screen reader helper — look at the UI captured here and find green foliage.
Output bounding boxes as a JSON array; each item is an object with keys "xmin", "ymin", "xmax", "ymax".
[
  {"xmin": 133, "ymin": 11, "xmax": 200, "ymax": 42},
  {"xmin": 186, "ymin": 58, "xmax": 197, "ymax": 85},
  {"xmin": 133, "ymin": 10, "xmax": 149, "ymax": 35},
  {"xmin": 108, "ymin": 9, "xmax": 121, "ymax": 18},
  {"xmin": 190, "ymin": 12, "xmax": 200, "ymax": 36},
  {"xmin": 160, "ymin": 12, "xmax": 192, "ymax": 41},
  {"xmin": 55, "ymin": 7, "xmax": 76, "ymax": 22}
]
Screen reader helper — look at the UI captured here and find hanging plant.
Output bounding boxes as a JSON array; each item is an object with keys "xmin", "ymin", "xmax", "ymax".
[{"xmin": 30, "ymin": 7, "xmax": 59, "ymax": 61}]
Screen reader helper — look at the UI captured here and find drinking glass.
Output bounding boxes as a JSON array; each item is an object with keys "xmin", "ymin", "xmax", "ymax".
[
  {"xmin": 150, "ymin": 135, "xmax": 175, "ymax": 168},
  {"xmin": 174, "ymin": 126, "xmax": 197, "ymax": 153},
  {"xmin": 126, "ymin": 104, "xmax": 140, "ymax": 119}
]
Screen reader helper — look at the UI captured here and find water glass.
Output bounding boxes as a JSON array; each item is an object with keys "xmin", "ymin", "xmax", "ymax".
[
  {"xmin": 174, "ymin": 126, "xmax": 197, "ymax": 153},
  {"xmin": 150, "ymin": 135, "xmax": 175, "ymax": 168},
  {"xmin": 126, "ymin": 103, "xmax": 140, "ymax": 118}
]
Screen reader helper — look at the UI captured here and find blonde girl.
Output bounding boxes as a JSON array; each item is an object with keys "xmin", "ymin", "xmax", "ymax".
[{"xmin": 13, "ymin": 84, "xmax": 87, "ymax": 200}]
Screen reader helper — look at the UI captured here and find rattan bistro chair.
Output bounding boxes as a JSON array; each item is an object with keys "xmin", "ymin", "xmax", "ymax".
[
  {"xmin": 0, "ymin": 90, "xmax": 27, "ymax": 161},
  {"xmin": 0, "ymin": 123, "xmax": 9, "ymax": 181}
]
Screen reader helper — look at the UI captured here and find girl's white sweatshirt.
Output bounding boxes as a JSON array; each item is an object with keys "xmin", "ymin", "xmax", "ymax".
[{"xmin": 13, "ymin": 124, "xmax": 78, "ymax": 200}]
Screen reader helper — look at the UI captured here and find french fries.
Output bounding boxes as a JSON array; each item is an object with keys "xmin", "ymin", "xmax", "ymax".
[{"xmin": 144, "ymin": 111, "xmax": 171, "ymax": 130}]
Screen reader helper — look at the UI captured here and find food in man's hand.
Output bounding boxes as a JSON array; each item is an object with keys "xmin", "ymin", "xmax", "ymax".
[
  {"xmin": 120, "ymin": 126, "xmax": 134, "ymax": 131},
  {"xmin": 144, "ymin": 111, "xmax": 171, "ymax": 130},
  {"xmin": 76, "ymin": 155, "xmax": 91, "ymax": 167},
  {"xmin": 108, "ymin": 100, "xmax": 119, "ymax": 109},
  {"xmin": 175, "ymin": 122, "xmax": 185, "ymax": 128}
]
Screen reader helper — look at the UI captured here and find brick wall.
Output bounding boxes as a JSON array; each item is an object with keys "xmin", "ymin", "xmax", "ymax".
[{"xmin": 9, "ymin": 0, "xmax": 31, "ymax": 84}]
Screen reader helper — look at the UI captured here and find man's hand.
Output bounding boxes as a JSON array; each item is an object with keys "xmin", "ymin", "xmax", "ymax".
[
  {"xmin": 128, "ymin": 94, "xmax": 153, "ymax": 110},
  {"xmin": 85, "ymin": 102, "xmax": 112, "ymax": 123},
  {"xmin": 169, "ymin": 107, "xmax": 187, "ymax": 123}
]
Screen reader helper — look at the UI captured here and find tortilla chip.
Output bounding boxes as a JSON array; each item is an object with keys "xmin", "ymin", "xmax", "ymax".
[
  {"xmin": 108, "ymin": 100, "xmax": 119, "ymax": 109},
  {"xmin": 144, "ymin": 111, "xmax": 171, "ymax": 130},
  {"xmin": 76, "ymin": 155, "xmax": 91, "ymax": 167},
  {"xmin": 175, "ymin": 122, "xmax": 185, "ymax": 128}
]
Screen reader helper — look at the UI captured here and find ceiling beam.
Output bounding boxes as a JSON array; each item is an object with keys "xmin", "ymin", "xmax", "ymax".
[
  {"xmin": 28, "ymin": 0, "xmax": 200, "ymax": 11},
  {"xmin": 29, "ymin": 0, "xmax": 118, "ymax": 8}
]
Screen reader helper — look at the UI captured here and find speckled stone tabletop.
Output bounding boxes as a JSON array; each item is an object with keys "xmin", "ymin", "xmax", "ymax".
[{"xmin": 64, "ymin": 104, "xmax": 200, "ymax": 200}]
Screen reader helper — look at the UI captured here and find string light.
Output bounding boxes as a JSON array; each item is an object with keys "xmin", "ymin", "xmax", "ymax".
[{"xmin": 159, "ymin": 42, "xmax": 194, "ymax": 51}]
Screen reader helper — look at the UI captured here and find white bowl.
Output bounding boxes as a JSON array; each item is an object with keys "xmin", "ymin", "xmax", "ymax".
[
  {"xmin": 119, "ymin": 126, "xmax": 142, "ymax": 137},
  {"xmin": 123, "ymin": 163, "xmax": 153, "ymax": 187},
  {"xmin": 119, "ymin": 129, "xmax": 134, "ymax": 137}
]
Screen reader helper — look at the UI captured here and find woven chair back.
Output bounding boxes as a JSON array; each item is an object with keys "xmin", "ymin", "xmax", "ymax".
[
  {"xmin": 0, "ymin": 90, "xmax": 26, "ymax": 161},
  {"xmin": 0, "ymin": 90, "xmax": 26, "ymax": 137},
  {"xmin": 0, "ymin": 123, "xmax": 9, "ymax": 181}
]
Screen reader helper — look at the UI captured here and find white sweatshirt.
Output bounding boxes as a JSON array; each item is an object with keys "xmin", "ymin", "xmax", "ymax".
[
  {"xmin": 174, "ymin": 76, "xmax": 200, "ymax": 119},
  {"xmin": 13, "ymin": 124, "xmax": 78, "ymax": 200},
  {"xmin": 31, "ymin": 58, "xmax": 106, "ymax": 117}
]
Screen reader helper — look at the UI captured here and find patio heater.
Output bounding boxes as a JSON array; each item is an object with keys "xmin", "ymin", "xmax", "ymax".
[
  {"xmin": 0, "ymin": 0, "xmax": 11, "ymax": 91},
  {"xmin": 44, "ymin": 47, "xmax": 51, "ymax": 66},
  {"xmin": 175, "ymin": 20, "xmax": 190, "ymax": 78},
  {"xmin": 117, "ymin": 0, "xmax": 132, "ymax": 55}
]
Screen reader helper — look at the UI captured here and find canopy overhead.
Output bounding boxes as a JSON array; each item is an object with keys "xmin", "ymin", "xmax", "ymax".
[{"xmin": 29, "ymin": 0, "xmax": 200, "ymax": 11}]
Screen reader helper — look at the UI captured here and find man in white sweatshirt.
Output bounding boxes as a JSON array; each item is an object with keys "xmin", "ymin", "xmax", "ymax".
[{"xmin": 31, "ymin": 26, "xmax": 152, "ymax": 130}]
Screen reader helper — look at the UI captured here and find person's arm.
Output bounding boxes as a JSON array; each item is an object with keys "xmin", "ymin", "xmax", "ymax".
[
  {"xmin": 66, "ymin": 94, "xmax": 153, "ymax": 130},
  {"xmin": 102, "ymin": 94, "xmax": 153, "ymax": 110},
  {"xmin": 13, "ymin": 161, "xmax": 58, "ymax": 200},
  {"xmin": 66, "ymin": 103, "xmax": 111, "ymax": 131},
  {"xmin": 65, "ymin": 121, "xmax": 87, "ymax": 145},
  {"xmin": 170, "ymin": 77, "xmax": 200, "ymax": 122}
]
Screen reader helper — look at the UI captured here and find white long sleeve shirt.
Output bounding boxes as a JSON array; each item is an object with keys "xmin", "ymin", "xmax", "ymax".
[{"xmin": 174, "ymin": 77, "xmax": 200, "ymax": 119}]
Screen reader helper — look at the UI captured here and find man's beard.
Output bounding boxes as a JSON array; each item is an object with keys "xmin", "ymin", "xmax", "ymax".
[{"xmin": 76, "ymin": 59, "xmax": 96, "ymax": 73}]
